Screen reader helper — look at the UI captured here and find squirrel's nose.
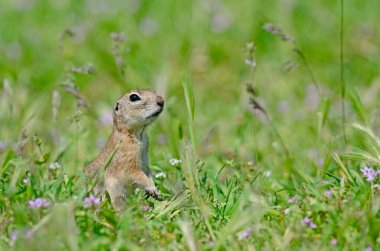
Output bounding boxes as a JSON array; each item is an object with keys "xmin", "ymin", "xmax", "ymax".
[{"xmin": 157, "ymin": 96, "xmax": 164, "ymax": 108}]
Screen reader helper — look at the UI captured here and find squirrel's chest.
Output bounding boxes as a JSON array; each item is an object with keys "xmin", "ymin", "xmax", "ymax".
[{"xmin": 115, "ymin": 137, "xmax": 149, "ymax": 169}]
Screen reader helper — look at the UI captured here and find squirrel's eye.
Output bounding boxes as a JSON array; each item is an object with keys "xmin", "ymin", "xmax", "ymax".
[{"xmin": 129, "ymin": 94, "xmax": 141, "ymax": 102}]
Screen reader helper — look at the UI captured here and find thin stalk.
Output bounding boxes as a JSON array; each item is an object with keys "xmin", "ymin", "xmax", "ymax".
[
  {"xmin": 181, "ymin": 78, "xmax": 216, "ymax": 240},
  {"xmin": 293, "ymin": 48, "xmax": 319, "ymax": 92},
  {"xmin": 75, "ymin": 117, "xmax": 79, "ymax": 169},
  {"xmin": 249, "ymin": 65, "xmax": 260, "ymax": 163},
  {"xmin": 371, "ymin": 181, "xmax": 374, "ymax": 208},
  {"xmin": 248, "ymin": 98, "xmax": 291, "ymax": 159},
  {"xmin": 340, "ymin": 0, "xmax": 347, "ymax": 143},
  {"xmin": 266, "ymin": 113, "xmax": 291, "ymax": 159}
]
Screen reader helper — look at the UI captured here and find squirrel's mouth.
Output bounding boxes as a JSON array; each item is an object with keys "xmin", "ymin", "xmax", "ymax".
[{"xmin": 146, "ymin": 109, "xmax": 163, "ymax": 119}]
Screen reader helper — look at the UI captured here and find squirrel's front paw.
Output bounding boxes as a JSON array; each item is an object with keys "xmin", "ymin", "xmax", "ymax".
[{"xmin": 145, "ymin": 187, "xmax": 163, "ymax": 201}]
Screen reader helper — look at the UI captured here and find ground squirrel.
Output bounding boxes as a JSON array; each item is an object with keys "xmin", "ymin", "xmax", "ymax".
[{"xmin": 84, "ymin": 89, "xmax": 164, "ymax": 211}]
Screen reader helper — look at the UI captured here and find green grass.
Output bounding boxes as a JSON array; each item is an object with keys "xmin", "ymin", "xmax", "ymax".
[{"xmin": 1, "ymin": 0, "xmax": 380, "ymax": 250}]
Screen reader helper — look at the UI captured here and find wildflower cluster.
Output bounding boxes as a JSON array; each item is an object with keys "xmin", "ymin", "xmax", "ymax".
[
  {"xmin": 169, "ymin": 158, "xmax": 182, "ymax": 166},
  {"xmin": 83, "ymin": 194, "xmax": 101, "ymax": 208},
  {"xmin": 28, "ymin": 198, "xmax": 50, "ymax": 209},
  {"xmin": 360, "ymin": 166, "xmax": 380, "ymax": 182},
  {"xmin": 49, "ymin": 162, "xmax": 61, "ymax": 170},
  {"xmin": 301, "ymin": 217, "xmax": 317, "ymax": 229},
  {"xmin": 9, "ymin": 229, "xmax": 33, "ymax": 245},
  {"xmin": 143, "ymin": 205, "xmax": 152, "ymax": 211},
  {"xmin": 155, "ymin": 172, "xmax": 167, "ymax": 179}
]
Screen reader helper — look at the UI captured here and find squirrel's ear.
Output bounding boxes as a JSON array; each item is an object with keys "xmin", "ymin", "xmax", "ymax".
[{"xmin": 115, "ymin": 102, "xmax": 119, "ymax": 111}]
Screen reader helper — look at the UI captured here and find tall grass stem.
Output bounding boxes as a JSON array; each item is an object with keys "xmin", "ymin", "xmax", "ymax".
[{"xmin": 340, "ymin": 0, "xmax": 347, "ymax": 143}]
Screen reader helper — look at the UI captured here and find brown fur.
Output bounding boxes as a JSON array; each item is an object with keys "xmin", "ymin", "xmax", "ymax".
[{"xmin": 84, "ymin": 89, "xmax": 164, "ymax": 211}]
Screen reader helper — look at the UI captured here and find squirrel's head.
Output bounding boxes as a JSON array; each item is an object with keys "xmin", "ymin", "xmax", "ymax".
[{"xmin": 113, "ymin": 89, "xmax": 164, "ymax": 131}]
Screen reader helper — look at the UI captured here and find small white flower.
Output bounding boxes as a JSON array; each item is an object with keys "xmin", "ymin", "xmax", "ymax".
[
  {"xmin": 246, "ymin": 42, "xmax": 255, "ymax": 50},
  {"xmin": 169, "ymin": 158, "xmax": 182, "ymax": 166},
  {"xmin": 284, "ymin": 208, "xmax": 291, "ymax": 214},
  {"xmin": 263, "ymin": 170, "xmax": 272, "ymax": 177},
  {"xmin": 245, "ymin": 59, "xmax": 256, "ymax": 69},
  {"xmin": 49, "ymin": 162, "xmax": 61, "ymax": 170},
  {"xmin": 155, "ymin": 172, "xmax": 167, "ymax": 179},
  {"xmin": 247, "ymin": 160, "xmax": 254, "ymax": 166}
]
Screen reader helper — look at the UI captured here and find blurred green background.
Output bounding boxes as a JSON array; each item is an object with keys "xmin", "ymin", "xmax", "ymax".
[
  {"xmin": 1, "ymin": 0, "xmax": 380, "ymax": 153},
  {"xmin": 1, "ymin": 0, "xmax": 380, "ymax": 250},
  {"xmin": 1, "ymin": 0, "xmax": 380, "ymax": 150}
]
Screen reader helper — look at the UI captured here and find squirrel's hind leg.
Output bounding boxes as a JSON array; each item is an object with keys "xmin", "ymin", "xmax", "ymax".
[{"xmin": 105, "ymin": 177, "xmax": 127, "ymax": 213}]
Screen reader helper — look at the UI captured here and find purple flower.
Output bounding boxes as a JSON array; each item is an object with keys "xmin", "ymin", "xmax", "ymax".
[
  {"xmin": 28, "ymin": 198, "xmax": 50, "ymax": 209},
  {"xmin": 83, "ymin": 194, "xmax": 101, "ymax": 208},
  {"xmin": 10, "ymin": 230, "xmax": 17, "ymax": 242},
  {"xmin": 99, "ymin": 111, "xmax": 113, "ymax": 126},
  {"xmin": 302, "ymin": 217, "xmax": 311, "ymax": 225},
  {"xmin": 211, "ymin": 11, "xmax": 231, "ymax": 34},
  {"xmin": 0, "ymin": 141, "xmax": 7, "ymax": 152},
  {"xmin": 288, "ymin": 195, "xmax": 298, "ymax": 203},
  {"xmin": 9, "ymin": 229, "xmax": 33, "ymax": 243},
  {"xmin": 324, "ymin": 189, "xmax": 333, "ymax": 198},
  {"xmin": 360, "ymin": 166, "xmax": 379, "ymax": 182},
  {"xmin": 24, "ymin": 229, "xmax": 33, "ymax": 239},
  {"xmin": 365, "ymin": 247, "xmax": 372, "ymax": 251},
  {"xmin": 143, "ymin": 205, "xmax": 152, "ymax": 211},
  {"xmin": 301, "ymin": 217, "xmax": 317, "ymax": 229},
  {"xmin": 331, "ymin": 239, "xmax": 337, "ymax": 246},
  {"xmin": 23, "ymin": 178, "xmax": 29, "ymax": 184},
  {"xmin": 238, "ymin": 227, "xmax": 252, "ymax": 240}
]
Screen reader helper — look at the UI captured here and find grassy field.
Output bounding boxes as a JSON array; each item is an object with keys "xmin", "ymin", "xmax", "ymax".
[{"xmin": 1, "ymin": 0, "xmax": 380, "ymax": 250}]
